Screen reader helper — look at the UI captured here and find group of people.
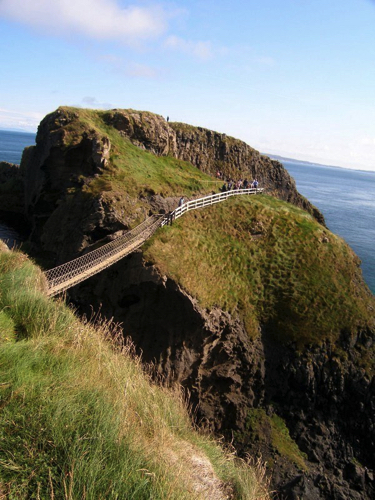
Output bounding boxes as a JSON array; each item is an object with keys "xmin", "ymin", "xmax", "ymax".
[
  {"xmin": 220, "ymin": 178, "xmax": 259, "ymax": 192},
  {"xmin": 175, "ymin": 174, "xmax": 260, "ymax": 211}
]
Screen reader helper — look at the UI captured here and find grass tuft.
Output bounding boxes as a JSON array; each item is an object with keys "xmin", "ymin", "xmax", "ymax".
[{"xmin": 235, "ymin": 409, "xmax": 307, "ymax": 472}]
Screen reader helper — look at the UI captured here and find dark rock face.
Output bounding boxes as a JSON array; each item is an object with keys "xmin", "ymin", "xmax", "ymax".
[
  {"xmin": 69, "ymin": 252, "xmax": 267, "ymax": 428},
  {"xmin": 0, "ymin": 161, "xmax": 23, "ymax": 183},
  {"xmin": 104, "ymin": 109, "xmax": 176, "ymax": 157},
  {"xmin": 171, "ymin": 125, "xmax": 308, "ymax": 213},
  {"xmin": 104, "ymin": 110, "xmax": 325, "ymax": 224},
  {"xmin": 0, "ymin": 161, "xmax": 29, "ymax": 233},
  {"xmin": 20, "ymin": 110, "xmax": 118, "ymax": 265},
  {"xmin": 70, "ymin": 252, "xmax": 375, "ymax": 500},
  {"xmin": 261, "ymin": 332, "xmax": 375, "ymax": 499}
]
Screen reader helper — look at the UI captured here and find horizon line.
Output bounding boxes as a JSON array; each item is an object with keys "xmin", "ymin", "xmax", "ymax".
[{"xmin": 0, "ymin": 126, "xmax": 374, "ymax": 174}]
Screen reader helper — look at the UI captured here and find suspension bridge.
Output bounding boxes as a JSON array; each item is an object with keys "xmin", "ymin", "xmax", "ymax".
[{"xmin": 45, "ymin": 187, "xmax": 264, "ymax": 296}]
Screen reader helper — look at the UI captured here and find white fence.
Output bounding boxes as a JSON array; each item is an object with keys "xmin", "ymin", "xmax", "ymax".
[{"xmin": 161, "ymin": 187, "xmax": 263, "ymax": 226}]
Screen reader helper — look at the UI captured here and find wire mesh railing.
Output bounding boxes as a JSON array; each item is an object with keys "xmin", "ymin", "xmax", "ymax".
[
  {"xmin": 45, "ymin": 214, "xmax": 163, "ymax": 296},
  {"xmin": 45, "ymin": 187, "xmax": 263, "ymax": 296}
]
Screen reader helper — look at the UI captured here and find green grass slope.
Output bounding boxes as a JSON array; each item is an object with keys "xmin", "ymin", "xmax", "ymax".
[
  {"xmin": 57, "ymin": 107, "xmax": 218, "ymax": 203},
  {"xmin": 0, "ymin": 245, "xmax": 269, "ymax": 499},
  {"xmin": 144, "ymin": 195, "xmax": 374, "ymax": 349}
]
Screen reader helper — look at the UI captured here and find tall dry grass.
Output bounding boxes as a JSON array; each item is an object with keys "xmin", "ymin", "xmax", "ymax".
[{"xmin": 0, "ymin": 248, "xmax": 270, "ymax": 499}]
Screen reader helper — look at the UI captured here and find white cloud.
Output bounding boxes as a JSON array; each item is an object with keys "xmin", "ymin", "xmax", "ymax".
[
  {"xmin": 81, "ymin": 97, "xmax": 112, "ymax": 109},
  {"xmin": 0, "ymin": 0, "xmax": 167, "ymax": 44},
  {"xmin": 164, "ymin": 35, "xmax": 213, "ymax": 60},
  {"xmin": 0, "ymin": 108, "xmax": 43, "ymax": 132},
  {"xmin": 360, "ymin": 136, "xmax": 375, "ymax": 147}
]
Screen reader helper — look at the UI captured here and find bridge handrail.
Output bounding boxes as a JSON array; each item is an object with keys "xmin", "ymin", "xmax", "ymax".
[
  {"xmin": 161, "ymin": 187, "xmax": 263, "ymax": 226},
  {"xmin": 45, "ymin": 214, "xmax": 163, "ymax": 290}
]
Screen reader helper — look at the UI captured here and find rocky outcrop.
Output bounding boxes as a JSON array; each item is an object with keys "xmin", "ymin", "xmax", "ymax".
[
  {"xmin": 19, "ymin": 109, "xmax": 120, "ymax": 264},
  {"xmin": 171, "ymin": 124, "xmax": 313, "ymax": 214},
  {"xmin": 0, "ymin": 161, "xmax": 28, "ymax": 231},
  {"xmin": 19, "ymin": 106, "xmax": 324, "ymax": 266},
  {"xmin": 103, "ymin": 110, "xmax": 324, "ymax": 224},
  {"xmin": 69, "ymin": 250, "xmax": 375, "ymax": 500},
  {"xmin": 103, "ymin": 109, "xmax": 177, "ymax": 157},
  {"xmin": 0, "ymin": 161, "xmax": 23, "ymax": 183},
  {"xmin": 24, "ymin": 109, "xmax": 110, "ymax": 212}
]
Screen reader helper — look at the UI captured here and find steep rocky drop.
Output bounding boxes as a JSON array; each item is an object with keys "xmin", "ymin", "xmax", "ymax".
[
  {"xmin": 2, "ymin": 106, "xmax": 374, "ymax": 499},
  {"xmin": 68, "ymin": 246, "xmax": 374, "ymax": 500},
  {"xmin": 19, "ymin": 106, "xmax": 324, "ymax": 268}
]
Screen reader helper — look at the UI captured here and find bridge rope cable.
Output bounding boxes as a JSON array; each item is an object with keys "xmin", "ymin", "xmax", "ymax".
[
  {"xmin": 45, "ymin": 215, "xmax": 163, "ymax": 296},
  {"xmin": 45, "ymin": 187, "xmax": 263, "ymax": 296}
]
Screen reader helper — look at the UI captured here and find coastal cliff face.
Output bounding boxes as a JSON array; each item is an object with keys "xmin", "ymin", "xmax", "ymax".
[
  {"xmin": 69, "ymin": 249, "xmax": 374, "ymax": 500},
  {"xmin": 0, "ymin": 161, "xmax": 28, "ymax": 233},
  {"xmin": 18, "ymin": 106, "xmax": 323, "ymax": 265},
  {"xmin": 7, "ymin": 107, "xmax": 375, "ymax": 499},
  {"xmin": 0, "ymin": 161, "xmax": 24, "ymax": 215}
]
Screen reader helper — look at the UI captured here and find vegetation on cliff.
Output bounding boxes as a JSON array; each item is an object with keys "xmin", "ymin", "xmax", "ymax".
[
  {"xmin": 144, "ymin": 195, "xmax": 374, "ymax": 350},
  {"xmin": 0, "ymin": 244, "xmax": 270, "ymax": 499},
  {"xmin": 2, "ymin": 106, "xmax": 374, "ymax": 498},
  {"xmin": 235, "ymin": 409, "xmax": 308, "ymax": 472},
  {"xmin": 24, "ymin": 106, "xmax": 322, "ymax": 239},
  {"xmin": 20, "ymin": 106, "xmax": 375, "ymax": 353},
  {"xmin": 58, "ymin": 107, "xmax": 216, "ymax": 198}
]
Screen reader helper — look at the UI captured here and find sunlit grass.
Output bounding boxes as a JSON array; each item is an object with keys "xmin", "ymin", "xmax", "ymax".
[
  {"xmin": 58, "ymin": 106, "xmax": 218, "ymax": 199},
  {"xmin": 0, "ymin": 248, "xmax": 270, "ymax": 499},
  {"xmin": 144, "ymin": 195, "xmax": 374, "ymax": 347}
]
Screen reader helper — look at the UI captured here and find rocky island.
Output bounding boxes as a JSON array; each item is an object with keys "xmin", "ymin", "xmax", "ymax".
[{"xmin": 0, "ymin": 106, "xmax": 374, "ymax": 499}]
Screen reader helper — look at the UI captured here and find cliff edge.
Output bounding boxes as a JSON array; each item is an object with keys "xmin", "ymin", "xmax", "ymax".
[{"xmin": 5, "ymin": 107, "xmax": 374, "ymax": 499}]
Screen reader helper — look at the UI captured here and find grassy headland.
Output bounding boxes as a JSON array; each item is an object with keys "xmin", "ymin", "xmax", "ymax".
[
  {"xmin": 27, "ymin": 106, "xmax": 375, "ymax": 350},
  {"xmin": 144, "ymin": 195, "xmax": 374, "ymax": 348},
  {"xmin": 0, "ymin": 244, "xmax": 269, "ymax": 499}
]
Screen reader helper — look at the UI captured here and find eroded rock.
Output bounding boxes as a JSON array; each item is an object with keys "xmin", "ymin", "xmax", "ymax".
[{"xmin": 69, "ymin": 251, "xmax": 375, "ymax": 499}]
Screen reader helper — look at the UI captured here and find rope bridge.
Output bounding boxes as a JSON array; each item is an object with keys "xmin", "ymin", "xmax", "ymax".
[{"xmin": 45, "ymin": 187, "xmax": 263, "ymax": 296}]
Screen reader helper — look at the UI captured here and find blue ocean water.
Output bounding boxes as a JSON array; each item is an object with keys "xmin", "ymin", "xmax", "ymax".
[
  {"xmin": 282, "ymin": 159, "xmax": 375, "ymax": 294},
  {"xmin": 0, "ymin": 129, "xmax": 35, "ymax": 164}
]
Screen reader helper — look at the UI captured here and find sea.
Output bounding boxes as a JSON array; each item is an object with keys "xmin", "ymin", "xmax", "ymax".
[
  {"xmin": 0, "ymin": 129, "xmax": 35, "ymax": 164},
  {"xmin": 0, "ymin": 130, "xmax": 373, "ymax": 294},
  {"xmin": 279, "ymin": 158, "xmax": 375, "ymax": 294}
]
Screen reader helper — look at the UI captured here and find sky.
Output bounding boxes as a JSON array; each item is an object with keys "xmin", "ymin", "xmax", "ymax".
[{"xmin": 0, "ymin": 0, "xmax": 375, "ymax": 171}]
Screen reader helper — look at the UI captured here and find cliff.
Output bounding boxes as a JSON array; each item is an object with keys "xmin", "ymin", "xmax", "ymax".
[
  {"xmin": 0, "ymin": 246, "xmax": 269, "ymax": 499},
  {"xmin": 70, "ymin": 196, "xmax": 375, "ymax": 500},
  {"xmin": 20, "ymin": 106, "xmax": 324, "ymax": 267},
  {"xmin": 0, "ymin": 161, "xmax": 25, "ymax": 224},
  {"xmin": 103, "ymin": 109, "xmax": 324, "ymax": 223},
  {"xmin": 6, "ymin": 107, "xmax": 375, "ymax": 499}
]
